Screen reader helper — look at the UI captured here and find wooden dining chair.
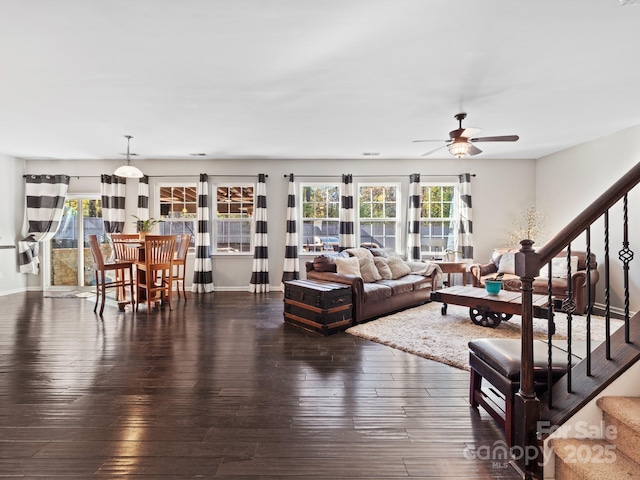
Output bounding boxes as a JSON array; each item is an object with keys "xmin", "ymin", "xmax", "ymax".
[
  {"xmin": 172, "ymin": 234, "xmax": 191, "ymax": 301},
  {"xmin": 111, "ymin": 233, "xmax": 141, "ymax": 262},
  {"xmin": 87, "ymin": 234, "xmax": 135, "ymax": 316},
  {"xmin": 136, "ymin": 235, "xmax": 177, "ymax": 313}
]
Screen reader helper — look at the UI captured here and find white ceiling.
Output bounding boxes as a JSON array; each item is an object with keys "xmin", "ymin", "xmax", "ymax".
[{"xmin": 1, "ymin": 0, "xmax": 640, "ymax": 162}]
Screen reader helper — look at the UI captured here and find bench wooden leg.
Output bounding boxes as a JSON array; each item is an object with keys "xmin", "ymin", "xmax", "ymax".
[{"xmin": 470, "ymin": 367, "xmax": 481, "ymax": 408}]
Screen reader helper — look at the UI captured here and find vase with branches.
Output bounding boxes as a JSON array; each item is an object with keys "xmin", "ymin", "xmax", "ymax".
[{"xmin": 506, "ymin": 206, "xmax": 547, "ymax": 247}]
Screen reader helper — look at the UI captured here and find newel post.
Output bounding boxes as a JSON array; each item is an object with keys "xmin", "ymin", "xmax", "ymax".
[{"xmin": 512, "ymin": 239, "xmax": 543, "ymax": 479}]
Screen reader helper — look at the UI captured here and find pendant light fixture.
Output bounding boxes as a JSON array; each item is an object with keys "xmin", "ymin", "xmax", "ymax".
[{"xmin": 114, "ymin": 135, "xmax": 144, "ymax": 178}]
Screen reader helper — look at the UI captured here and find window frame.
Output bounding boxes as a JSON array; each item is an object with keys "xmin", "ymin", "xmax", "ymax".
[
  {"xmin": 299, "ymin": 182, "xmax": 341, "ymax": 254},
  {"xmin": 356, "ymin": 181, "xmax": 402, "ymax": 252},
  {"xmin": 156, "ymin": 182, "xmax": 197, "ymax": 252},
  {"xmin": 213, "ymin": 182, "xmax": 256, "ymax": 256},
  {"xmin": 419, "ymin": 182, "xmax": 459, "ymax": 259}
]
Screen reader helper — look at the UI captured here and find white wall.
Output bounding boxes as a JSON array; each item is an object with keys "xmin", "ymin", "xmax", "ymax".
[
  {"xmin": 12, "ymin": 156, "xmax": 536, "ymax": 293},
  {"xmin": 536, "ymin": 125, "xmax": 640, "ymax": 312},
  {"xmin": 0, "ymin": 154, "xmax": 27, "ymax": 295}
]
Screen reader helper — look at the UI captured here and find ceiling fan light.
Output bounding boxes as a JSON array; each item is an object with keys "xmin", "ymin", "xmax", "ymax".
[
  {"xmin": 114, "ymin": 135, "xmax": 144, "ymax": 178},
  {"xmin": 448, "ymin": 140, "xmax": 470, "ymax": 158}
]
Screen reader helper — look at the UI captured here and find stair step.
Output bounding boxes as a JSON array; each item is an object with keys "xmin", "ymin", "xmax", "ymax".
[
  {"xmin": 551, "ymin": 438, "xmax": 640, "ymax": 480},
  {"xmin": 596, "ymin": 396, "xmax": 640, "ymax": 464}
]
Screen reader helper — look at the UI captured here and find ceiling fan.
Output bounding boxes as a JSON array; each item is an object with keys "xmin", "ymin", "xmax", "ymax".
[{"xmin": 413, "ymin": 113, "xmax": 519, "ymax": 158}]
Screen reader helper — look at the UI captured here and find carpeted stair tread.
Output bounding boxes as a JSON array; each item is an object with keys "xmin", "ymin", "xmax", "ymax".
[
  {"xmin": 596, "ymin": 396, "xmax": 640, "ymax": 433},
  {"xmin": 596, "ymin": 396, "xmax": 640, "ymax": 465},
  {"xmin": 551, "ymin": 438, "xmax": 640, "ymax": 480}
]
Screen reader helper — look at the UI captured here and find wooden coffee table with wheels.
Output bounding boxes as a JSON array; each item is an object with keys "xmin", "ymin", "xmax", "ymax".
[{"xmin": 430, "ymin": 285, "xmax": 552, "ymax": 328}]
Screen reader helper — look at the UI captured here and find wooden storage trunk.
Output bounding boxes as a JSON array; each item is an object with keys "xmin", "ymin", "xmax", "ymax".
[{"xmin": 283, "ymin": 279, "xmax": 353, "ymax": 335}]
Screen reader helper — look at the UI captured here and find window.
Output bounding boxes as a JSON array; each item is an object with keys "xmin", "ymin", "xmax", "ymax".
[
  {"xmin": 420, "ymin": 184, "xmax": 457, "ymax": 257},
  {"xmin": 216, "ymin": 185, "xmax": 254, "ymax": 253},
  {"xmin": 358, "ymin": 184, "xmax": 399, "ymax": 249},
  {"xmin": 301, "ymin": 184, "xmax": 340, "ymax": 252},
  {"xmin": 158, "ymin": 185, "xmax": 197, "ymax": 248}
]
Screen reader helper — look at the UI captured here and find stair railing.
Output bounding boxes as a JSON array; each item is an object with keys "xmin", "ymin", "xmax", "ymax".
[{"xmin": 512, "ymin": 161, "xmax": 640, "ymax": 479}]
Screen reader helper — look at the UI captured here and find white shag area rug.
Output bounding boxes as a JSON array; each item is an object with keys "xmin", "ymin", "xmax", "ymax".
[{"xmin": 346, "ymin": 302, "xmax": 622, "ymax": 371}]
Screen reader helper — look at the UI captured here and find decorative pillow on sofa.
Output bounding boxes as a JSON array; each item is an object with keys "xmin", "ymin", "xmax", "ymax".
[
  {"xmin": 373, "ymin": 257, "xmax": 393, "ymax": 280},
  {"xmin": 345, "ymin": 247, "xmax": 374, "ymax": 259},
  {"xmin": 498, "ymin": 252, "xmax": 516, "ymax": 274},
  {"xmin": 387, "ymin": 256, "xmax": 411, "ymax": 279},
  {"xmin": 312, "ymin": 252, "xmax": 347, "ymax": 272},
  {"xmin": 539, "ymin": 256, "xmax": 578, "ymax": 279},
  {"xmin": 359, "ymin": 257, "xmax": 382, "ymax": 283},
  {"xmin": 336, "ymin": 256, "xmax": 361, "ymax": 277}
]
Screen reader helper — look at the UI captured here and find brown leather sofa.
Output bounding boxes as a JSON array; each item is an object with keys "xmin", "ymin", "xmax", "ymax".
[
  {"xmin": 469, "ymin": 249, "xmax": 599, "ymax": 314},
  {"xmin": 305, "ymin": 251, "xmax": 440, "ymax": 324}
]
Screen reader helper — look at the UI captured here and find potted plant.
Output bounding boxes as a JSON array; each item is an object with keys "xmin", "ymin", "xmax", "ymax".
[
  {"xmin": 485, "ymin": 272, "xmax": 505, "ymax": 295},
  {"xmin": 132, "ymin": 215, "xmax": 163, "ymax": 238}
]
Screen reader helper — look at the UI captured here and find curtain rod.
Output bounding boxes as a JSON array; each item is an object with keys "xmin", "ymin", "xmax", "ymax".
[
  {"xmin": 283, "ymin": 173, "xmax": 475, "ymax": 178},
  {"xmin": 24, "ymin": 174, "xmax": 267, "ymax": 179}
]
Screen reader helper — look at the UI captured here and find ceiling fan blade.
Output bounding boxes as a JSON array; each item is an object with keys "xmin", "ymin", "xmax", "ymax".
[
  {"xmin": 469, "ymin": 135, "xmax": 519, "ymax": 143},
  {"xmin": 468, "ymin": 145, "xmax": 483, "ymax": 156},
  {"xmin": 412, "ymin": 139, "xmax": 447, "ymax": 143},
  {"xmin": 450, "ymin": 127, "xmax": 481, "ymax": 140},
  {"xmin": 421, "ymin": 144, "xmax": 447, "ymax": 157}
]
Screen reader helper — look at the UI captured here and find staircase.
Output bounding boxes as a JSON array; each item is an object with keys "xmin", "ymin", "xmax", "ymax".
[{"xmin": 551, "ymin": 396, "xmax": 640, "ymax": 479}]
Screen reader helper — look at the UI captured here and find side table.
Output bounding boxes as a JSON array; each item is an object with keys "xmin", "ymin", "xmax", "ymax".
[{"xmin": 435, "ymin": 261, "xmax": 469, "ymax": 287}]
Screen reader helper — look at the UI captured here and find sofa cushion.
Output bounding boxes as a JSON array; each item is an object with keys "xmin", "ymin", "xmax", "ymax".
[
  {"xmin": 336, "ymin": 256, "xmax": 361, "ymax": 276},
  {"xmin": 498, "ymin": 252, "xmax": 516, "ymax": 274},
  {"xmin": 373, "ymin": 257, "xmax": 393, "ymax": 280},
  {"xmin": 362, "ymin": 282, "xmax": 392, "ymax": 302},
  {"xmin": 378, "ymin": 276, "xmax": 416, "ymax": 295},
  {"xmin": 491, "ymin": 248, "xmax": 519, "ymax": 269},
  {"xmin": 345, "ymin": 247, "xmax": 374, "ymax": 259},
  {"xmin": 539, "ymin": 256, "xmax": 578, "ymax": 279},
  {"xmin": 313, "ymin": 254, "xmax": 340, "ymax": 272},
  {"xmin": 359, "ymin": 257, "xmax": 382, "ymax": 283},
  {"xmin": 387, "ymin": 256, "xmax": 411, "ymax": 279}
]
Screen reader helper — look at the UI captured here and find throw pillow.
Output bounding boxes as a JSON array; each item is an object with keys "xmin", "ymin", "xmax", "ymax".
[
  {"xmin": 313, "ymin": 254, "xmax": 338, "ymax": 273},
  {"xmin": 498, "ymin": 252, "xmax": 516, "ymax": 274},
  {"xmin": 359, "ymin": 257, "xmax": 382, "ymax": 283},
  {"xmin": 345, "ymin": 247, "xmax": 374, "ymax": 259},
  {"xmin": 373, "ymin": 257, "xmax": 393, "ymax": 280},
  {"xmin": 387, "ymin": 256, "xmax": 411, "ymax": 279},
  {"xmin": 539, "ymin": 256, "xmax": 579, "ymax": 279},
  {"xmin": 336, "ymin": 256, "xmax": 361, "ymax": 277}
]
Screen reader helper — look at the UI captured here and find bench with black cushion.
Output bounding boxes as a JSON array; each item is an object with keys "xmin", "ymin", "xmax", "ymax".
[{"xmin": 468, "ymin": 338, "xmax": 582, "ymax": 446}]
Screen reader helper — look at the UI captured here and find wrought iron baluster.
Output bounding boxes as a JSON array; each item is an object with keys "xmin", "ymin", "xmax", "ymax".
[
  {"xmin": 604, "ymin": 210, "xmax": 611, "ymax": 360},
  {"xmin": 547, "ymin": 261, "xmax": 554, "ymax": 409},
  {"xmin": 618, "ymin": 193, "xmax": 634, "ymax": 343},
  {"xmin": 562, "ymin": 243, "xmax": 575, "ymax": 393},
  {"xmin": 586, "ymin": 226, "xmax": 591, "ymax": 376}
]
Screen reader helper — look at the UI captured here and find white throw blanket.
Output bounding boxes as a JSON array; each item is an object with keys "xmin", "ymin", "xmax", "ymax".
[{"xmin": 406, "ymin": 261, "xmax": 443, "ymax": 281}]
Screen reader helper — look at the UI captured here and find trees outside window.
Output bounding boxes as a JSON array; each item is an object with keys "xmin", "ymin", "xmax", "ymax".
[{"xmin": 358, "ymin": 184, "xmax": 399, "ymax": 249}]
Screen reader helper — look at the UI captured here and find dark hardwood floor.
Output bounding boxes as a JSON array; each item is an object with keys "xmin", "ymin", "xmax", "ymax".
[{"xmin": 0, "ymin": 291, "xmax": 520, "ymax": 479}]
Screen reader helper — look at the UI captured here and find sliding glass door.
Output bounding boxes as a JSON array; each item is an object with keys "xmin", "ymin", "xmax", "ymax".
[{"xmin": 46, "ymin": 196, "xmax": 104, "ymax": 290}]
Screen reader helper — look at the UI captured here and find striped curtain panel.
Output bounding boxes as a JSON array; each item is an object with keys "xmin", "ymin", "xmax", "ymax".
[
  {"xmin": 191, "ymin": 174, "xmax": 214, "ymax": 293},
  {"xmin": 18, "ymin": 174, "xmax": 70, "ymax": 274},
  {"xmin": 249, "ymin": 174, "xmax": 269, "ymax": 293},
  {"xmin": 100, "ymin": 174, "xmax": 126, "ymax": 234},
  {"xmin": 458, "ymin": 173, "xmax": 474, "ymax": 260},
  {"xmin": 407, "ymin": 173, "xmax": 422, "ymax": 261},
  {"xmin": 282, "ymin": 174, "xmax": 300, "ymax": 283},
  {"xmin": 137, "ymin": 175, "xmax": 150, "ymax": 221},
  {"xmin": 339, "ymin": 174, "xmax": 356, "ymax": 251}
]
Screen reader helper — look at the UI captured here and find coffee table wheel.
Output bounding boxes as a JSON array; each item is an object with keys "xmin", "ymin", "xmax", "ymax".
[
  {"xmin": 469, "ymin": 308, "xmax": 502, "ymax": 328},
  {"xmin": 501, "ymin": 313, "xmax": 513, "ymax": 322},
  {"xmin": 441, "ymin": 303, "xmax": 448, "ymax": 315}
]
